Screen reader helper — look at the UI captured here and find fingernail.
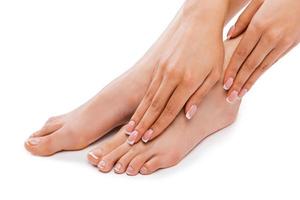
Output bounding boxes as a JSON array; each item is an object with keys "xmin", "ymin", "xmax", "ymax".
[
  {"xmin": 186, "ymin": 105, "xmax": 197, "ymax": 120},
  {"xmin": 125, "ymin": 120, "xmax": 135, "ymax": 134},
  {"xmin": 239, "ymin": 89, "xmax": 248, "ymax": 98},
  {"xmin": 114, "ymin": 163, "xmax": 123, "ymax": 173},
  {"xmin": 88, "ymin": 152, "xmax": 99, "ymax": 160},
  {"xmin": 140, "ymin": 166, "xmax": 148, "ymax": 174},
  {"xmin": 142, "ymin": 129, "xmax": 153, "ymax": 143},
  {"xmin": 26, "ymin": 138, "xmax": 40, "ymax": 145},
  {"xmin": 223, "ymin": 78, "xmax": 233, "ymax": 90},
  {"xmin": 126, "ymin": 166, "xmax": 134, "ymax": 175},
  {"xmin": 226, "ymin": 90, "xmax": 240, "ymax": 104},
  {"xmin": 98, "ymin": 160, "xmax": 106, "ymax": 169},
  {"xmin": 227, "ymin": 25, "xmax": 235, "ymax": 39},
  {"xmin": 127, "ymin": 130, "xmax": 138, "ymax": 145}
]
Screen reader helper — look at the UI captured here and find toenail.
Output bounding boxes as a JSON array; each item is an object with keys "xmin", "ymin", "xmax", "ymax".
[
  {"xmin": 26, "ymin": 138, "xmax": 41, "ymax": 145},
  {"xmin": 89, "ymin": 152, "xmax": 99, "ymax": 160},
  {"xmin": 226, "ymin": 90, "xmax": 240, "ymax": 104},
  {"xmin": 126, "ymin": 166, "xmax": 135, "ymax": 175},
  {"xmin": 142, "ymin": 129, "xmax": 153, "ymax": 143},
  {"xmin": 98, "ymin": 160, "xmax": 106, "ymax": 169},
  {"xmin": 114, "ymin": 163, "xmax": 123, "ymax": 173},
  {"xmin": 127, "ymin": 130, "xmax": 138, "ymax": 145},
  {"xmin": 140, "ymin": 166, "xmax": 148, "ymax": 174},
  {"xmin": 125, "ymin": 120, "xmax": 135, "ymax": 133}
]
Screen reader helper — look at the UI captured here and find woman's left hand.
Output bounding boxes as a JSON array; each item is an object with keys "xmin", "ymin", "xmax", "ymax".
[{"xmin": 224, "ymin": 0, "xmax": 300, "ymax": 102}]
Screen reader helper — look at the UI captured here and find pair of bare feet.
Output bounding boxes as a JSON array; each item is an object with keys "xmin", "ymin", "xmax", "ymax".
[{"xmin": 25, "ymin": 36, "xmax": 242, "ymax": 175}]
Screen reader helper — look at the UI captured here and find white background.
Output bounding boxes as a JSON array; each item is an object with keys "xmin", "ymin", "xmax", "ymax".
[{"xmin": 0, "ymin": 0, "xmax": 299, "ymax": 199}]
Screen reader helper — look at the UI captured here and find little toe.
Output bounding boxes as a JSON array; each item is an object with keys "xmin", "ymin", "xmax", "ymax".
[
  {"xmin": 25, "ymin": 130, "xmax": 65, "ymax": 156},
  {"xmin": 139, "ymin": 156, "xmax": 164, "ymax": 175},
  {"xmin": 125, "ymin": 152, "xmax": 152, "ymax": 176},
  {"xmin": 97, "ymin": 143, "xmax": 130, "ymax": 173},
  {"xmin": 87, "ymin": 127, "xmax": 127, "ymax": 166}
]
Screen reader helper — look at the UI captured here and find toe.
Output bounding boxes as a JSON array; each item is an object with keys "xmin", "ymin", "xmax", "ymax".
[
  {"xmin": 97, "ymin": 143, "xmax": 130, "ymax": 173},
  {"xmin": 114, "ymin": 144, "xmax": 144, "ymax": 175},
  {"xmin": 25, "ymin": 130, "xmax": 64, "ymax": 156},
  {"xmin": 125, "ymin": 152, "xmax": 152, "ymax": 176},
  {"xmin": 139, "ymin": 156, "xmax": 164, "ymax": 175},
  {"xmin": 87, "ymin": 127, "xmax": 127, "ymax": 166},
  {"xmin": 31, "ymin": 119, "xmax": 63, "ymax": 138}
]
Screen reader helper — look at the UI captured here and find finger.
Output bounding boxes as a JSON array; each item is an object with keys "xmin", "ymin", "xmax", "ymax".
[
  {"xmin": 242, "ymin": 42, "xmax": 292, "ymax": 93},
  {"xmin": 223, "ymin": 26, "xmax": 262, "ymax": 91},
  {"xmin": 227, "ymin": 33, "xmax": 279, "ymax": 102},
  {"xmin": 142, "ymin": 83, "xmax": 195, "ymax": 142},
  {"xmin": 142, "ymin": 70, "xmax": 210, "ymax": 143},
  {"xmin": 185, "ymin": 71, "xmax": 219, "ymax": 119},
  {"xmin": 127, "ymin": 76, "xmax": 177, "ymax": 145},
  {"xmin": 227, "ymin": 0, "xmax": 264, "ymax": 39},
  {"xmin": 124, "ymin": 71, "xmax": 162, "ymax": 134}
]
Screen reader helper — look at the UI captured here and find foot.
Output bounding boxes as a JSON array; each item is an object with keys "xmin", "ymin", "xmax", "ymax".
[
  {"xmin": 87, "ymin": 37, "xmax": 242, "ymax": 175},
  {"xmin": 24, "ymin": 63, "xmax": 155, "ymax": 156}
]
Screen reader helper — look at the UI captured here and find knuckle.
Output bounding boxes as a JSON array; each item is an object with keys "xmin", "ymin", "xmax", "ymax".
[
  {"xmin": 281, "ymin": 37, "xmax": 293, "ymax": 47},
  {"xmin": 164, "ymin": 105, "xmax": 177, "ymax": 118},
  {"xmin": 259, "ymin": 61, "xmax": 270, "ymax": 72},
  {"xmin": 165, "ymin": 66, "xmax": 182, "ymax": 80},
  {"xmin": 243, "ymin": 61, "xmax": 255, "ymax": 72},
  {"xmin": 264, "ymin": 30, "xmax": 280, "ymax": 43},
  {"xmin": 250, "ymin": 20, "xmax": 264, "ymax": 32},
  {"xmin": 151, "ymin": 99, "xmax": 161, "ymax": 112}
]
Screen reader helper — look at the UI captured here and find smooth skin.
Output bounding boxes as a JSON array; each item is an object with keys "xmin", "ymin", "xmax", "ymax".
[
  {"xmin": 125, "ymin": 0, "xmax": 230, "ymax": 145},
  {"xmin": 224, "ymin": 0, "xmax": 300, "ymax": 102},
  {"xmin": 88, "ymin": 36, "xmax": 242, "ymax": 175}
]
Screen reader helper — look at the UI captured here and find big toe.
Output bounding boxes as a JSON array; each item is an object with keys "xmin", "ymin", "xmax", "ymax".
[{"xmin": 25, "ymin": 130, "xmax": 65, "ymax": 156}]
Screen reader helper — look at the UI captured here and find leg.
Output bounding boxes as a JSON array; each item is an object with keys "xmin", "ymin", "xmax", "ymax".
[{"xmin": 88, "ymin": 36, "xmax": 242, "ymax": 175}]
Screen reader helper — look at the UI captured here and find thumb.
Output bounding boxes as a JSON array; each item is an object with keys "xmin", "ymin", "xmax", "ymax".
[{"xmin": 227, "ymin": 0, "xmax": 264, "ymax": 39}]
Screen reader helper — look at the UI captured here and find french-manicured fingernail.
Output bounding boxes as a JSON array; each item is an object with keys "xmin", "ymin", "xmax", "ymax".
[
  {"xmin": 223, "ymin": 78, "xmax": 233, "ymax": 90},
  {"xmin": 127, "ymin": 130, "xmax": 138, "ymax": 145},
  {"xmin": 226, "ymin": 90, "xmax": 239, "ymax": 104},
  {"xmin": 126, "ymin": 166, "xmax": 134, "ymax": 175},
  {"xmin": 88, "ymin": 152, "xmax": 99, "ymax": 160},
  {"xmin": 98, "ymin": 160, "xmax": 106, "ymax": 170},
  {"xmin": 227, "ymin": 25, "xmax": 235, "ymax": 39},
  {"xmin": 125, "ymin": 120, "xmax": 135, "ymax": 134},
  {"xmin": 26, "ymin": 138, "xmax": 40, "ymax": 145},
  {"xmin": 186, "ymin": 105, "xmax": 197, "ymax": 120},
  {"xmin": 114, "ymin": 163, "xmax": 123, "ymax": 173},
  {"xmin": 140, "ymin": 166, "xmax": 148, "ymax": 174},
  {"xmin": 142, "ymin": 129, "xmax": 153, "ymax": 143},
  {"xmin": 239, "ymin": 89, "xmax": 248, "ymax": 98}
]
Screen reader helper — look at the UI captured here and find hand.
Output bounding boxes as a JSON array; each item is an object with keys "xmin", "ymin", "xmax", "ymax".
[
  {"xmin": 224, "ymin": 0, "xmax": 300, "ymax": 103},
  {"xmin": 124, "ymin": 0, "xmax": 228, "ymax": 145}
]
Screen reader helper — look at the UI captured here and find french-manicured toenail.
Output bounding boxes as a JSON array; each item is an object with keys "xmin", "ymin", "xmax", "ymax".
[
  {"xmin": 98, "ymin": 160, "xmax": 106, "ymax": 169},
  {"xmin": 140, "ymin": 166, "xmax": 148, "ymax": 174},
  {"xmin": 226, "ymin": 90, "xmax": 239, "ymax": 104},
  {"xmin": 114, "ymin": 163, "xmax": 123, "ymax": 173},
  {"xmin": 126, "ymin": 166, "xmax": 134, "ymax": 175},
  {"xmin": 26, "ymin": 138, "xmax": 40, "ymax": 145},
  {"xmin": 239, "ymin": 89, "xmax": 248, "ymax": 98},
  {"xmin": 89, "ymin": 152, "xmax": 99, "ymax": 160},
  {"xmin": 142, "ymin": 129, "xmax": 153, "ymax": 143},
  {"xmin": 125, "ymin": 120, "xmax": 135, "ymax": 134},
  {"xmin": 186, "ymin": 105, "xmax": 197, "ymax": 120},
  {"xmin": 127, "ymin": 130, "xmax": 138, "ymax": 145},
  {"xmin": 223, "ymin": 78, "xmax": 233, "ymax": 90}
]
